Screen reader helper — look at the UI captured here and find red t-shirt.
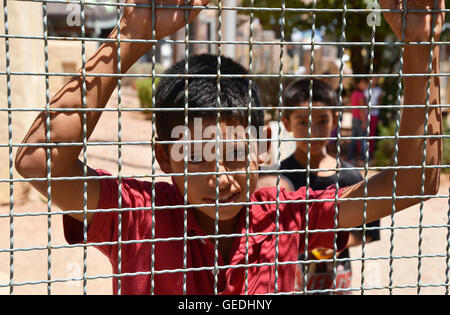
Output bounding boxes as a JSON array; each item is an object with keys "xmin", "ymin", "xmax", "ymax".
[
  {"xmin": 351, "ymin": 90, "xmax": 366, "ymax": 120},
  {"xmin": 63, "ymin": 169, "xmax": 349, "ymax": 295}
]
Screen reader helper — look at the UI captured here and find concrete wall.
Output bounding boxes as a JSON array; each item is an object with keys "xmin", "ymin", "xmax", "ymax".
[
  {"xmin": 47, "ymin": 40, "xmax": 98, "ymax": 96},
  {"xmin": 0, "ymin": 2, "xmax": 46, "ymax": 204},
  {"xmin": 0, "ymin": 2, "xmax": 98, "ymax": 205}
]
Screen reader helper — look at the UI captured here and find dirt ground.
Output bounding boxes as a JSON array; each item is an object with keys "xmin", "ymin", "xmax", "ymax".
[{"xmin": 0, "ymin": 87, "xmax": 448, "ymax": 295}]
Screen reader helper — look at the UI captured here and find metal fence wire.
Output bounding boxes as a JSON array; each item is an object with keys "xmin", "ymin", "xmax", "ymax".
[{"xmin": 0, "ymin": 0, "xmax": 449, "ymax": 295}]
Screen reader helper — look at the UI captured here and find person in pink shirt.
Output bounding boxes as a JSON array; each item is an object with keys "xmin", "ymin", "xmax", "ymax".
[
  {"xmin": 15, "ymin": 0, "xmax": 444, "ymax": 295},
  {"xmin": 348, "ymin": 77, "xmax": 370, "ymax": 164},
  {"xmin": 365, "ymin": 78, "xmax": 384, "ymax": 159}
]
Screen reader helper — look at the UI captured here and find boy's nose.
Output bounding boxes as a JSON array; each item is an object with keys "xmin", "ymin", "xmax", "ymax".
[
  {"xmin": 208, "ymin": 162, "xmax": 233, "ymax": 190},
  {"xmin": 310, "ymin": 125, "xmax": 325, "ymax": 139},
  {"xmin": 310, "ymin": 125, "xmax": 320, "ymax": 137}
]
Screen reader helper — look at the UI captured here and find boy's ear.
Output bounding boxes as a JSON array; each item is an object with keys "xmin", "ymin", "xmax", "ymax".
[
  {"xmin": 281, "ymin": 115, "xmax": 292, "ymax": 133},
  {"xmin": 257, "ymin": 125, "xmax": 272, "ymax": 165},
  {"xmin": 155, "ymin": 140, "xmax": 173, "ymax": 174}
]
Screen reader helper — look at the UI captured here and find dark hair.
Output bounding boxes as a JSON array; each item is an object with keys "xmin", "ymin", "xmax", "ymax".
[
  {"xmin": 355, "ymin": 77, "xmax": 369, "ymax": 84},
  {"xmin": 155, "ymin": 54, "xmax": 264, "ymax": 144},
  {"xmin": 282, "ymin": 79, "xmax": 338, "ymax": 116}
]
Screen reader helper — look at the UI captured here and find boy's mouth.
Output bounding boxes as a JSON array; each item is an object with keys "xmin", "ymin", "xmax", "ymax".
[{"xmin": 203, "ymin": 192, "xmax": 240, "ymax": 204}]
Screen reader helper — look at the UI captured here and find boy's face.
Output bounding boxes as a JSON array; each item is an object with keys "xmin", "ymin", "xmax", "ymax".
[
  {"xmin": 156, "ymin": 118, "xmax": 268, "ymax": 222},
  {"xmin": 282, "ymin": 102, "xmax": 338, "ymax": 156}
]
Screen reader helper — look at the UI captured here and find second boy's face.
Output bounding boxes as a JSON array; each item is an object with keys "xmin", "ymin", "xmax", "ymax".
[
  {"xmin": 158, "ymin": 119, "xmax": 267, "ymax": 222},
  {"xmin": 282, "ymin": 103, "xmax": 337, "ymax": 156},
  {"xmin": 358, "ymin": 80, "xmax": 370, "ymax": 91}
]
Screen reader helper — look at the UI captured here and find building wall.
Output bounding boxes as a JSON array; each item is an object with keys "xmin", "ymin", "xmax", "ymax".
[
  {"xmin": 0, "ymin": 2, "xmax": 99, "ymax": 205},
  {"xmin": 47, "ymin": 40, "xmax": 98, "ymax": 96},
  {"xmin": 0, "ymin": 2, "xmax": 46, "ymax": 204}
]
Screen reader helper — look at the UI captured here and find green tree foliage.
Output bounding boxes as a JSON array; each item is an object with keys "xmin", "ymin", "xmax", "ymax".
[
  {"xmin": 240, "ymin": 0, "xmax": 409, "ymax": 127},
  {"xmin": 135, "ymin": 78, "xmax": 160, "ymax": 109},
  {"xmin": 240, "ymin": 0, "xmax": 397, "ymax": 74}
]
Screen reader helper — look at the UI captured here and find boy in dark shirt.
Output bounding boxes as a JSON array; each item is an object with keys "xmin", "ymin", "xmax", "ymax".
[
  {"xmin": 280, "ymin": 79, "xmax": 380, "ymax": 294},
  {"xmin": 15, "ymin": 0, "xmax": 444, "ymax": 294}
]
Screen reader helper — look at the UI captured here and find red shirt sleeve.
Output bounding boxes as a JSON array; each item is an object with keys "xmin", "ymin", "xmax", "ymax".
[
  {"xmin": 63, "ymin": 169, "xmax": 153, "ymax": 262},
  {"xmin": 283, "ymin": 186, "xmax": 349, "ymax": 253}
]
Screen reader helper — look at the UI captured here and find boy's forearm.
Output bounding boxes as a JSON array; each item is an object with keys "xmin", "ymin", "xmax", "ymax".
[
  {"xmin": 50, "ymin": 26, "xmax": 151, "ymax": 121},
  {"xmin": 16, "ymin": 27, "xmax": 152, "ymax": 176},
  {"xmin": 338, "ymin": 1, "xmax": 444, "ymax": 229},
  {"xmin": 338, "ymin": 45, "xmax": 442, "ymax": 229},
  {"xmin": 395, "ymin": 44, "xmax": 442, "ymax": 195}
]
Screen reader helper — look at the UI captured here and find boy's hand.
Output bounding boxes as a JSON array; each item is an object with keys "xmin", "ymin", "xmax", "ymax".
[
  {"xmin": 380, "ymin": 0, "xmax": 444, "ymax": 42},
  {"xmin": 121, "ymin": 0, "xmax": 210, "ymax": 40}
]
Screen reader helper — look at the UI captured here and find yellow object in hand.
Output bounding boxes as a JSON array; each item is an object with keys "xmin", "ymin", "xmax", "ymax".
[{"xmin": 311, "ymin": 248, "xmax": 335, "ymax": 260}]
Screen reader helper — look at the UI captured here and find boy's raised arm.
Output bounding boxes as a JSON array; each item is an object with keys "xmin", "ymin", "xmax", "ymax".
[
  {"xmin": 338, "ymin": 0, "xmax": 444, "ymax": 228},
  {"xmin": 15, "ymin": 0, "xmax": 209, "ymax": 223}
]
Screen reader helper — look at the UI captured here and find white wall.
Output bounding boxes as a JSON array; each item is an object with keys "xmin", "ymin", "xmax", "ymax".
[{"xmin": 0, "ymin": 2, "xmax": 46, "ymax": 204}]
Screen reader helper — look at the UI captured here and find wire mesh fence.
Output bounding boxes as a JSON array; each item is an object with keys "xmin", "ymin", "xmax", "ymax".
[{"xmin": 0, "ymin": 0, "xmax": 449, "ymax": 296}]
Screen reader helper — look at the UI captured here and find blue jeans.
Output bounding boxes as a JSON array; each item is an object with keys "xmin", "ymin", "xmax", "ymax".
[{"xmin": 348, "ymin": 118, "xmax": 367, "ymax": 161}]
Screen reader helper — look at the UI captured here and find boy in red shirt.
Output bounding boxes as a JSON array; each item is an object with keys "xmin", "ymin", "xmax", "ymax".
[{"xmin": 15, "ymin": 0, "xmax": 444, "ymax": 295}]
